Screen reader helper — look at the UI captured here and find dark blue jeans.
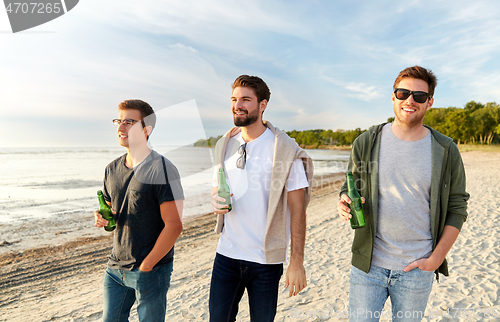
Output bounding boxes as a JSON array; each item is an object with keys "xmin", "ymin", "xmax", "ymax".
[
  {"xmin": 209, "ymin": 253, "xmax": 283, "ymax": 322},
  {"xmin": 102, "ymin": 261, "xmax": 173, "ymax": 322}
]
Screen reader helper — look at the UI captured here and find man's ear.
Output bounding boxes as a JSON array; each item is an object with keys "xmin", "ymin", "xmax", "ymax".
[
  {"xmin": 426, "ymin": 97, "xmax": 434, "ymax": 111},
  {"xmin": 144, "ymin": 125, "xmax": 153, "ymax": 138},
  {"xmin": 259, "ymin": 99, "xmax": 268, "ymax": 113}
]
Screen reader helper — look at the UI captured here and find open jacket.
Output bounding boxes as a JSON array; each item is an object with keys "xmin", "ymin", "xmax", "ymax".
[
  {"xmin": 214, "ymin": 121, "xmax": 314, "ymax": 263},
  {"xmin": 340, "ymin": 123, "xmax": 469, "ymax": 279}
]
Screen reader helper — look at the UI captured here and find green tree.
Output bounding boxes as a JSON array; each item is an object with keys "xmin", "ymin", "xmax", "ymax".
[
  {"xmin": 344, "ymin": 128, "xmax": 364, "ymax": 145},
  {"xmin": 440, "ymin": 108, "xmax": 473, "ymax": 143},
  {"xmin": 321, "ymin": 129, "xmax": 334, "ymax": 145},
  {"xmin": 464, "ymin": 101, "xmax": 485, "ymax": 114},
  {"xmin": 193, "ymin": 135, "xmax": 222, "ymax": 147},
  {"xmin": 470, "ymin": 104, "xmax": 498, "ymax": 144},
  {"xmin": 424, "ymin": 107, "xmax": 448, "ymax": 133}
]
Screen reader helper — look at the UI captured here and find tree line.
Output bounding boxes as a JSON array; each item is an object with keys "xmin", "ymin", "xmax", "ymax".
[
  {"xmin": 286, "ymin": 128, "xmax": 365, "ymax": 147},
  {"xmin": 289, "ymin": 101, "xmax": 500, "ymax": 147},
  {"xmin": 194, "ymin": 135, "xmax": 222, "ymax": 147},
  {"xmin": 194, "ymin": 101, "xmax": 500, "ymax": 147},
  {"xmin": 422, "ymin": 101, "xmax": 500, "ymax": 145}
]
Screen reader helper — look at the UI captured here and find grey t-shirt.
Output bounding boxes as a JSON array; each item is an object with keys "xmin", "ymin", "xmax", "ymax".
[
  {"xmin": 372, "ymin": 124, "xmax": 433, "ymax": 270},
  {"xmin": 103, "ymin": 150, "xmax": 184, "ymax": 270}
]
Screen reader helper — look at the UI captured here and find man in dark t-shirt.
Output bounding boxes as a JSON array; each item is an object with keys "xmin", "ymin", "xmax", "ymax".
[{"xmin": 94, "ymin": 99, "xmax": 184, "ymax": 322}]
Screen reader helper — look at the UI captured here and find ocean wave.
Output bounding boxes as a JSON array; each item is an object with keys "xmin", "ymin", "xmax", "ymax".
[{"xmin": 20, "ymin": 180, "xmax": 102, "ymax": 190}]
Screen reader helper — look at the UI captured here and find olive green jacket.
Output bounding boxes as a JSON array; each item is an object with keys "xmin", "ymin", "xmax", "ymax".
[{"xmin": 340, "ymin": 123, "xmax": 469, "ymax": 279}]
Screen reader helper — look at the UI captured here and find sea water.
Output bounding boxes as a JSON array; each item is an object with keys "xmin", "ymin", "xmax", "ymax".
[{"xmin": 0, "ymin": 146, "xmax": 349, "ymax": 223}]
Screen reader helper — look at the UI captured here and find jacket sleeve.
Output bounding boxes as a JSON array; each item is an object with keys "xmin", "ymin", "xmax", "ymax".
[
  {"xmin": 443, "ymin": 144, "xmax": 469, "ymax": 230},
  {"xmin": 339, "ymin": 135, "xmax": 364, "ymax": 197}
]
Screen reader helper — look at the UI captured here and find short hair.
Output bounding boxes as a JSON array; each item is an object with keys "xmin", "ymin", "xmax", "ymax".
[
  {"xmin": 393, "ymin": 66, "xmax": 438, "ymax": 98},
  {"xmin": 232, "ymin": 75, "xmax": 271, "ymax": 103},
  {"xmin": 118, "ymin": 99, "xmax": 156, "ymax": 130}
]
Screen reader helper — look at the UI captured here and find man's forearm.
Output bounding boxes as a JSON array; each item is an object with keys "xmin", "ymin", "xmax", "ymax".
[
  {"xmin": 141, "ymin": 221, "xmax": 183, "ymax": 270},
  {"xmin": 288, "ymin": 189, "xmax": 306, "ymax": 263},
  {"xmin": 430, "ymin": 225, "xmax": 460, "ymax": 264},
  {"xmin": 290, "ymin": 213, "xmax": 306, "ymax": 263},
  {"xmin": 286, "ymin": 188, "xmax": 308, "ymax": 296}
]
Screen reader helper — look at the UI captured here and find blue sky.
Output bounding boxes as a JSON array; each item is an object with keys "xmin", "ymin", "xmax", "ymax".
[{"xmin": 1, "ymin": 0, "xmax": 500, "ymax": 147}]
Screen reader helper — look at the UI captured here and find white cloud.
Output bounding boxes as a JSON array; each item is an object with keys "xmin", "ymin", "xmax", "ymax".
[
  {"xmin": 319, "ymin": 70, "xmax": 383, "ymax": 102},
  {"xmin": 169, "ymin": 43, "xmax": 198, "ymax": 53}
]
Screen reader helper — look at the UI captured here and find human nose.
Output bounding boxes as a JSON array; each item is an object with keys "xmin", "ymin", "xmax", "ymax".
[
  {"xmin": 117, "ymin": 121, "xmax": 128, "ymax": 131},
  {"xmin": 234, "ymin": 99, "xmax": 244, "ymax": 109},
  {"xmin": 405, "ymin": 92, "xmax": 417, "ymax": 104}
]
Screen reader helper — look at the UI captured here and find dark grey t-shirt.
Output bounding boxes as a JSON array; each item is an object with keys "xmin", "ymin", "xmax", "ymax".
[{"xmin": 103, "ymin": 150, "xmax": 184, "ymax": 270}]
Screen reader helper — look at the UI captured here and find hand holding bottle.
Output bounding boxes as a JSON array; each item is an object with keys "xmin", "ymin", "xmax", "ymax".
[
  {"xmin": 95, "ymin": 190, "xmax": 117, "ymax": 231},
  {"xmin": 211, "ymin": 192, "xmax": 233, "ymax": 215},
  {"xmin": 338, "ymin": 172, "xmax": 366, "ymax": 229},
  {"xmin": 94, "ymin": 209, "xmax": 116, "ymax": 228},
  {"xmin": 338, "ymin": 194, "xmax": 365, "ymax": 220},
  {"xmin": 212, "ymin": 168, "xmax": 232, "ymax": 215}
]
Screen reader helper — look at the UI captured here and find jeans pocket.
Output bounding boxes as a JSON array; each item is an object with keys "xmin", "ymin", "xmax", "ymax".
[
  {"xmin": 405, "ymin": 268, "xmax": 434, "ymax": 290},
  {"xmin": 134, "ymin": 267, "xmax": 161, "ymax": 294},
  {"xmin": 415, "ymin": 267, "xmax": 436, "ymax": 275},
  {"xmin": 137, "ymin": 266, "xmax": 159, "ymax": 274}
]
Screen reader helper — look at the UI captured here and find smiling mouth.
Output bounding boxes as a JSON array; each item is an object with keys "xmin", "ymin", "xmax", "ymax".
[
  {"xmin": 402, "ymin": 107, "xmax": 416, "ymax": 112},
  {"xmin": 234, "ymin": 111, "xmax": 246, "ymax": 116}
]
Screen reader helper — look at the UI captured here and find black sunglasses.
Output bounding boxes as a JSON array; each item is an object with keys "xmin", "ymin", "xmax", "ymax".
[
  {"xmin": 236, "ymin": 143, "xmax": 247, "ymax": 169},
  {"xmin": 394, "ymin": 88, "xmax": 431, "ymax": 104}
]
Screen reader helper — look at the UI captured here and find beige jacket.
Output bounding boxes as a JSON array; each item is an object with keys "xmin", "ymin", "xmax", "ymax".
[{"xmin": 214, "ymin": 121, "xmax": 314, "ymax": 263}]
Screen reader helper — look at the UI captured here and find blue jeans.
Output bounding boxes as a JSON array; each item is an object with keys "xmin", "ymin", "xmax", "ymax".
[
  {"xmin": 349, "ymin": 265, "xmax": 434, "ymax": 322},
  {"xmin": 209, "ymin": 253, "xmax": 283, "ymax": 322},
  {"xmin": 102, "ymin": 261, "xmax": 173, "ymax": 322}
]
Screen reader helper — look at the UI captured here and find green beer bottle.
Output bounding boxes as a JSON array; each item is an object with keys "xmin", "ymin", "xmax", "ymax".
[
  {"xmin": 97, "ymin": 190, "xmax": 116, "ymax": 232},
  {"xmin": 346, "ymin": 172, "xmax": 366, "ymax": 229},
  {"xmin": 218, "ymin": 168, "xmax": 232, "ymax": 212}
]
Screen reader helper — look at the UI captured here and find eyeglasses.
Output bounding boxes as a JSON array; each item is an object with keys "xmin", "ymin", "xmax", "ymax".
[
  {"xmin": 394, "ymin": 88, "xmax": 431, "ymax": 104},
  {"xmin": 112, "ymin": 119, "xmax": 140, "ymax": 128},
  {"xmin": 236, "ymin": 143, "xmax": 247, "ymax": 169}
]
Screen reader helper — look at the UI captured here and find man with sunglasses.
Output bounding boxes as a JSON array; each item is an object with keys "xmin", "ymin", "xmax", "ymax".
[
  {"xmin": 209, "ymin": 75, "xmax": 314, "ymax": 321},
  {"xmin": 337, "ymin": 66, "xmax": 469, "ymax": 321},
  {"xmin": 93, "ymin": 99, "xmax": 184, "ymax": 322}
]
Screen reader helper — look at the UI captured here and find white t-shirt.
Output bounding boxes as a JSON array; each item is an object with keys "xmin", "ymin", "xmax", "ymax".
[{"xmin": 212, "ymin": 128, "xmax": 309, "ymax": 264}]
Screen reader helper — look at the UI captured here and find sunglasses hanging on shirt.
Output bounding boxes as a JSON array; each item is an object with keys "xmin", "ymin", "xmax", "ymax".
[{"xmin": 236, "ymin": 143, "xmax": 247, "ymax": 169}]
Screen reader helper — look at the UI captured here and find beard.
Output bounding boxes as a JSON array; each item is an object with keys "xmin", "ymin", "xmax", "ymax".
[
  {"xmin": 394, "ymin": 107, "xmax": 426, "ymax": 129},
  {"xmin": 233, "ymin": 109, "xmax": 260, "ymax": 127},
  {"xmin": 394, "ymin": 113, "xmax": 423, "ymax": 128},
  {"xmin": 392, "ymin": 98, "xmax": 431, "ymax": 129}
]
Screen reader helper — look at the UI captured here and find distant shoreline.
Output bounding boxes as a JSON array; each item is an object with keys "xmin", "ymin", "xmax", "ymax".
[
  {"xmin": 301, "ymin": 145, "xmax": 351, "ymax": 151},
  {"xmin": 192, "ymin": 143, "xmax": 353, "ymax": 151}
]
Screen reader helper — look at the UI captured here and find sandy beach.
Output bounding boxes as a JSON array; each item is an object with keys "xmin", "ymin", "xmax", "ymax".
[{"xmin": 1, "ymin": 150, "xmax": 499, "ymax": 321}]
